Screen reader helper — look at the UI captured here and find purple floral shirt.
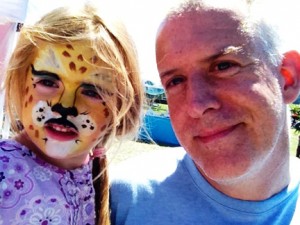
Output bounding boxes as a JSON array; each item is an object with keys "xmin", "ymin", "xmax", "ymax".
[{"xmin": 0, "ymin": 139, "xmax": 96, "ymax": 225}]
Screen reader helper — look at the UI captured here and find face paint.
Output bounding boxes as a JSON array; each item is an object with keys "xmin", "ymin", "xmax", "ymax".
[{"xmin": 22, "ymin": 42, "xmax": 113, "ymax": 160}]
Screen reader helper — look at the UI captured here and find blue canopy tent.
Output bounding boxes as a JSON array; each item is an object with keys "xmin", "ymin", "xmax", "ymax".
[{"xmin": 139, "ymin": 81, "xmax": 180, "ymax": 146}]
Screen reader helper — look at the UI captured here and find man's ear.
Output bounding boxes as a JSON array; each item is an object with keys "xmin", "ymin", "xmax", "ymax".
[{"xmin": 280, "ymin": 50, "xmax": 300, "ymax": 104}]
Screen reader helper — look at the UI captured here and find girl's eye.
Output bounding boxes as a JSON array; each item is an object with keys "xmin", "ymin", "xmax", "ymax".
[
  {"xmin": 36, "ymin": 79, "xmax": 59, "ymax": 88},
  {"xmin": 82, "ymin": 89, "xmax": 102, "ymax": 100}
]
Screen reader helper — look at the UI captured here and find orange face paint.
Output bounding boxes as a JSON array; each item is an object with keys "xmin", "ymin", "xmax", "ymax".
[{"xmin": 22, "ymin": 41, "xmax": 114, "ymax": 160}]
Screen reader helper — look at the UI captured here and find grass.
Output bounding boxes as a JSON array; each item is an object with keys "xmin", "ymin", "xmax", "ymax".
[
  {"xmin": 107, "ymin": 139, "xmax": 172, "ymax": 166},
  {"xmin": 148, "ymin": 103, "xmax": 169, "ymax": 116}
]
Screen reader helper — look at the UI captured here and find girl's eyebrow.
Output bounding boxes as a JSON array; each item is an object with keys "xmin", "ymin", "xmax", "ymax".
[
  {"xmin": 81, "ymin": 83, "xmax": 101, "ymax": 90},
  {"xmin": 81, "ymin": 83, "xmax": 113, "ymax": 96},
  {"xmin": 92, "ymin": 72, "xmax": 113, "ymax": 83},
  {"xmin": 31, "ymin": 64, "xmax": 60, "ymax": 80}
]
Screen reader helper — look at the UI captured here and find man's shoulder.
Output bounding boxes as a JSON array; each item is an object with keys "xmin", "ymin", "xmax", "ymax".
[
  {"xmin": 290, "ymin": 156, "xmax": 300, "ymax": 186},
  {"xmin": 109, "ymin": 147, "xmax": 186, "ymax": 185},
  {"xmin": 290, "ymin": 156, "xmax": 300, "ymax": 167},
  {"xmin": 109, "ymin": 147, "xmax": 188, "ymax": 221},
  {"xmin": 290, "ymin": 157, "xmax": 300, "ymax": 225},
  {"xmin": 290, "ymin": 156, "xmax": 300, "ymax": 178}
]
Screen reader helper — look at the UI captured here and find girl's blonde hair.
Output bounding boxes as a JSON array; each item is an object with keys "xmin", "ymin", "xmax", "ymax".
[{"xmin": 4, "ymin": 4, "xmax": 143, "ymax": 225}]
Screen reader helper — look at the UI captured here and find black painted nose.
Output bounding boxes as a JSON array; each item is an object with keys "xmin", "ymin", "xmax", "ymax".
[{"xmin": 51, "ymin": 103, "xmax": 78, "ymax": 118}]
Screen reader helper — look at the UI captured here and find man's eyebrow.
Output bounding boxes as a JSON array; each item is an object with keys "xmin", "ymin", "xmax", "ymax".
[
  {"xmin": 159, "ymin": 68, "xmax": 178, "ymax": 80},
  {"xmin": 31, "ymin": 64, "xmax": 60, "ymax": 80},
  {"xmin": 159, "ymin": 46, "xmax": 246, "ymax": 79},
  {"xmin": 207, "ymin": 46, "xmax": 245, "ymax": 61},
  {"xmin": 223, "ymin": 46, "xmax": 244, "ymax": 55}
]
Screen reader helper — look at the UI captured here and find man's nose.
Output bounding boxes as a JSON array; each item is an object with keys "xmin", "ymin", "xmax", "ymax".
[{"xmin": 186, "ymin": 74, "xmax": 221, "ymax": 118}]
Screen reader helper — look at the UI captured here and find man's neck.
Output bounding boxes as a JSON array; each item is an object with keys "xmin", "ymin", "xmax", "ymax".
[{"xmin": 199, "ymin": 148, "xmax": 290, "ymax": 201}]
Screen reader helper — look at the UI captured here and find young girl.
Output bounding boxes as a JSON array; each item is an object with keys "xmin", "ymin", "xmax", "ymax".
[{"xmin": 0, "ymin": 4, "xmax": 143, "ymax": 225}]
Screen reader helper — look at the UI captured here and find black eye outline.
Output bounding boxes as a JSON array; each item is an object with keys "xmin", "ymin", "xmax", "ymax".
[
  {"xmin": 31, "ymin": 64, "xmax": 60, "ymax": 89},
  {"xmin": 36, "ymin": 78, "xmax": 59, "ymax": 88},
  {"xmin": 81, "ymin": 89, "xmax": 102, "ymax": 100},
  {"xmin": 81, "ymin": 84, "xmax": 104, "ymax": 100}
]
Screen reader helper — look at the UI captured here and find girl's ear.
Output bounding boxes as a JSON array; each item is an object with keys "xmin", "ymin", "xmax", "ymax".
[{"xmin": 280, "ymin": 50, "xmax": 300, "ymax": 104}]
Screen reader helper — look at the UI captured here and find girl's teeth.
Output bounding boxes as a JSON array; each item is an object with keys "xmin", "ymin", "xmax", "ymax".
[{"xmin": 52, "ymin": 124, "xmax": 69, "ymax": 132}]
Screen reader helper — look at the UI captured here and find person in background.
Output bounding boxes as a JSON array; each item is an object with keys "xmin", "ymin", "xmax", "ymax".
[
  {"xmin": 0, "ymin": 3, "xmax": 143, "ymax": 225},
  {"xmin": 109, "ymin": 0, "xmax": 300, "ymax": 224}
]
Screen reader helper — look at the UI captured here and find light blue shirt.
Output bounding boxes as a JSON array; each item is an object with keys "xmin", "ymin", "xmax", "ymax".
[{"xmin": 110, "ymin": 148, "xmax": 300, "ymax": 225}]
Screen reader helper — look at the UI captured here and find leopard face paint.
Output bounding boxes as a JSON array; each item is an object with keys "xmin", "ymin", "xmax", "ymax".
[{"xmin": 22, "ymin": 42, "xmax": 113, "ymax": 160}]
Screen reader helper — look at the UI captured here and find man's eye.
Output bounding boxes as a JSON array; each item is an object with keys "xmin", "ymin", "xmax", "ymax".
[
  {"xmin": 210, "ymin": 61, "xmax": 241, "ymax": 77},
  {"xmin": 82, "ymin": 89, "xmax": 102, "ymax": 100},
  {"xmin": 215, "ymin": 61, "xmax": 234, "ymax": 71},
  {"xmin": 37, "ymin": 79, "xmax": 58, "ymax": 88},
  {"xmin": 166, "ymin": 76, "xmax": 185, "ymax": 88}
]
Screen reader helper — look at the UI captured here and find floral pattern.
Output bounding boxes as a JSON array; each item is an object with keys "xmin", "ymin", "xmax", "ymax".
[{"xmin": 0, "ymin": 140, "xmax": 95, "ymax": 225}]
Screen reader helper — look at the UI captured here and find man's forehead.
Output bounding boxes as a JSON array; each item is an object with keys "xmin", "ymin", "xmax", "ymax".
[
  {"xmin": 156, "ymin": 4, "xmax": 258, "ymax": 71},
  {"xmin": 163, "ymin": 0, "xmax": 250, "ymax": 32},
  {"xmin": 158, "ymin": 10, "xmax": 247, "ymax": 48}
]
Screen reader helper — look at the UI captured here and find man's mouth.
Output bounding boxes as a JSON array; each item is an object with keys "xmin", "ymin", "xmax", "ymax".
[
  {"xmin": 196, "ymin": 123, "xmax": 242, "ymax": 144},
  {"xmin": 44, "ymin": 118, "xmax": 78, "ymax": 141}
]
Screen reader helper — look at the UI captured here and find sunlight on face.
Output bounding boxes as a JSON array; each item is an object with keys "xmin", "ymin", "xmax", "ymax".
[{"xmin": 22, "ymin": 41, "xmax": 114, "ymax": 159}]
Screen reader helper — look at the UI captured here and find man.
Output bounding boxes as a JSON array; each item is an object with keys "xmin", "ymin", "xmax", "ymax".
[{"xmin": 110, "ymin": 0, "xmax": 300, "ymax": 224}]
